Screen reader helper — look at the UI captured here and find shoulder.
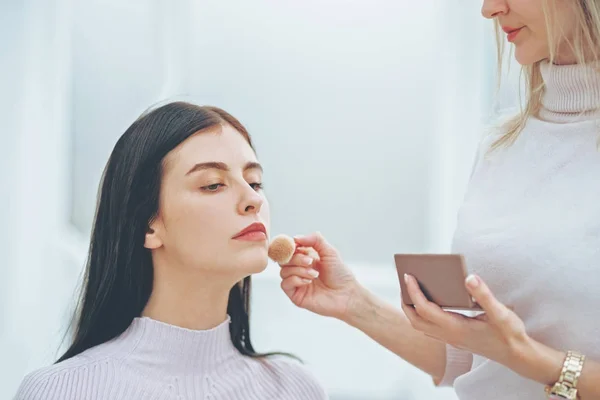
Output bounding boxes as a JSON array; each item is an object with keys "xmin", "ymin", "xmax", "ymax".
[
  {"xmin": 479, "ymin": 113, "xmax": 514, "ymax": 153},
  {"xmin": 13, "ymin": 354, "xmax": 111, "ymax": 400},
  {"xmin": 468, "ymin": 113, "xmax": 515, "ymax": 173},
  {"xmin": 261, "ymin": 355, "xmax": 329, "ymax": 399}
]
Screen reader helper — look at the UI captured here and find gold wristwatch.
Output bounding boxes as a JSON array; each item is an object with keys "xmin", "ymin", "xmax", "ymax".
[{"xmin": 545, "ymin": 351, "xmax": 586, "ymax": 400}]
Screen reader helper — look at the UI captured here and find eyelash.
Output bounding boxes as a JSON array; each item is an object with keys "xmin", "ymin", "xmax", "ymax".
[{"xmin": 201, "ymin": 182, "xmax": 263, "ymax": 192}]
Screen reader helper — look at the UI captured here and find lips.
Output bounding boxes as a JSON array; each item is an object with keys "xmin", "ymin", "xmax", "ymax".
[
  {"xmin": 502, "ymin": 26, "xmax": 521, "ymax": 34},
  {"xmin": 502, "ymin": 26, "xmax": 524, "ymax": 42},
  {"xmin": 232, "ymin": 222, "xmax": 267, "ymax": 239}
]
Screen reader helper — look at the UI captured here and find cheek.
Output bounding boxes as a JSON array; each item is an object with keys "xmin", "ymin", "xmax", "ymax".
[
  {"xmin": 162, "ymin": 192, "xmax": 226, "ymax": 253},
  {"xmin": 553, "ymin": 10, "xmax": 579, "ymax": 44},
  {"xmin": 527, "ymin": 2, "xmax": 577, "ymax": 53}
]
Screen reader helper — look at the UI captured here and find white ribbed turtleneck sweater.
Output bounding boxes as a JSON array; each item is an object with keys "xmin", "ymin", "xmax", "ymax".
[
  {"xmin": 14, "ymin": 316, "xmax": 328, "ymax": 399},
  {"xmin": 440, "ymin": 61, "xmax": 600, "ymax": 399}
]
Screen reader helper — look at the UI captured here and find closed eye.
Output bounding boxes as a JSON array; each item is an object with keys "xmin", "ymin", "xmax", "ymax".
[
  {"xmin": 201, "ymin": 182, "xmax": 262, "ymax": 192},
  {"xmin": 201, "ymin": 183, "xmax": 225, "ymax": 192}
]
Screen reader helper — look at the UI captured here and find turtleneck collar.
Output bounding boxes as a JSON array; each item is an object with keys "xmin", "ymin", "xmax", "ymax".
[
  {"xmin": 539, "ymin": 60, "xmax": 600, "ymax": 123},
  {"xmin": 116, "ymin": 315, "xmax": 239, "ymax": 373}
]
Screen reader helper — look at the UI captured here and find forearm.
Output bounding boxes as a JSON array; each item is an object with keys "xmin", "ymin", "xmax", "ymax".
[{"xmin": 341, "ymin": 283, "xmax": 447, "ymax": 381}]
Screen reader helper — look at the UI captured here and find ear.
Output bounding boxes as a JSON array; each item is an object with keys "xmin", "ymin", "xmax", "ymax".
[{"xmin": 144, "ymin": 217, "xmax": 163, "ymax": 250}]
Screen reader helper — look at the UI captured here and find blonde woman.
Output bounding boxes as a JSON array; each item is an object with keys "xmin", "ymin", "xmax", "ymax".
[{"xmin": 278, "ymin": 0, "xmax": 600, "ymax": 399}]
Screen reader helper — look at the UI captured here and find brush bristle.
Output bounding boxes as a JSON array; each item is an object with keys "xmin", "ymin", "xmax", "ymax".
[{"xmin": 268, "ymin": 234, "xmax": 296, "ymax": 264}]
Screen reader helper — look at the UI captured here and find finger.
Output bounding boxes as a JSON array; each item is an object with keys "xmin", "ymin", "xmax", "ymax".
[
  {"xmin": 296, "ymin": 246, "xmax": 320, "ymax": 261},
  {"xmin": 279, "ymin": 253, "xmax": 314, "ymax": 268},
  {"xmin": 280, "ymin": 266, "xmax": 320, "ymax": 280},
  {"xmin": 465, "ymin": 275, "xmax": 508, "ymax": 322},
  {"xmin": 293, "ymin": 232, "xmax": 337, "ymax": 257},
  {"xmin": 404, "ymin": 274, "xmax": 453, "ymax": 326},
  {"xmin": 473, "ymin": 305, "xmax": 514, "ymax": 322},
  {"xmin": 280, "ymin": 276, "xmax": 312, "ymax": 298},
  {"xmin": 465, "ymin": 275, "xmax": 523, "ymax": 334},
  {"xmin": 401, "ymin": 301, "xmax": 439, "ymax": 334},
  {"xmin": 474, "ymin": 313, "xmax": 489, "ymax": 322}
]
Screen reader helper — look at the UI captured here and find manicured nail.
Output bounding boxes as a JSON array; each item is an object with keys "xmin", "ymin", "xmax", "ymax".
[
  {"xmin": 302, "ymin": 278, "xmax": 312, "ymax": 284},
  {"xmin": 307, "ymin": 269, "xmax": 319, "ymax": 278},
  {"xmin": 466, "ymin": 274, "xmax": 479, "ymax": 289},
  {"xmin": 301, "ymin": 256, "xmax": 313, "ymax": 266}
]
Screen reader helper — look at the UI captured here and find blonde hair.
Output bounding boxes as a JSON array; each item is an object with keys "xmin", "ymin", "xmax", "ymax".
[{"xmin": 492, "ymin": 0, "xmax": 600, "ymax": 150}]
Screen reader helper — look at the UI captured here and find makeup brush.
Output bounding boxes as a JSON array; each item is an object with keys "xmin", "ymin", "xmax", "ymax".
[{"xmin": 268, "ymin": 234, "xmax": 296, "ymax": 264}]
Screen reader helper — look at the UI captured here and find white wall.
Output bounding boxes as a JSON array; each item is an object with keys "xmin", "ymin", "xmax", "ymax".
[
  {"xmin": 0, "ymin": 1, "xmax": 495, "ymax": 398},
  {"xmin": 0, "ymin": 1, "xmax": 25, "ymax": 327},
  {"xmin": 1, "ymin": 0, "xmax": 78, "ymax": 395}
]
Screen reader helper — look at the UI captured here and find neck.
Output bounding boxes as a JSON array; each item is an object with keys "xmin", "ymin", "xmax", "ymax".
[
  {"xmin": 142, "ymin": 257, "xmax": 234, "ymax": 331},
  {"xmin": 552, "ymin": 43, "xmax": 599, "ymax": 66}
]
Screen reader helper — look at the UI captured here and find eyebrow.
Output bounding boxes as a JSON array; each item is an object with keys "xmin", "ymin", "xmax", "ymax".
[{"xmin": 185, "ymin": 161, "xmax": 263, "ymax": 175}]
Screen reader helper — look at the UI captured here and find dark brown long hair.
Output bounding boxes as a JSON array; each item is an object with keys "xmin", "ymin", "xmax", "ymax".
[{"xmin": 57, "ymin": 102, "xmax": 288, "ymax": 362}]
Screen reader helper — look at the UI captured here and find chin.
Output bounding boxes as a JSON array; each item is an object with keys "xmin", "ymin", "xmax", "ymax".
[
  {"xmin": 234, "ymin": 248, "xmax": 269, "ymax": 276},
  {"xmin": 247, "ymin": 258, "xmax": 269, "ymax": 274},
  {"xmin": 514, "ymin": 45, "xmax": 548, "ymax": 66}
]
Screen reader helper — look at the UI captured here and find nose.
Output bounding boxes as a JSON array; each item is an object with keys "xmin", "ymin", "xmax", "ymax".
[
  {"xmin": 238, "ymin": 183, "xmax": 264, "ymax": 215},
  {"xmin": 481, "ymin": 0, "xmax": 509, "ymax": 19}
]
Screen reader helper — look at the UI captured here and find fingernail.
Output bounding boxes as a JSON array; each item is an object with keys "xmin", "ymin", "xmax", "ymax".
[
  {"xmin": 404, "ymin": 273, "xmax": 409, "ymax": 284},
  {"xmin": 466, "ymin": 274, "xmax": 479, "ymax": 289},
  {"xmin": 302, "ymin": 256, "xmax": 313, "ymax": 266},
  {"xmin": 302, "ymin": 278, "xmax": 312, "ymax": 284},
  {"xmin": 307, "ymin": 269, "xmax": 319, "ymax": 278}
]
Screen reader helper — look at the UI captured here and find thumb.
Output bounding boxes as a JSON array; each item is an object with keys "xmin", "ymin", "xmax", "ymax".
[{"xmin": 294, "ymin": 232, "xmax": 337, "ymax": 258}]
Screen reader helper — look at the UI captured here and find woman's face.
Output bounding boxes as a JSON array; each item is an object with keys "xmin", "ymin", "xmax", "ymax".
[
  {"xmin": 145, "ymin": 124, "xmax": 270, "ymax": 280},
  {"xmin": 482, "ymin": 0, "xmax": 580, "ymax": 65}
]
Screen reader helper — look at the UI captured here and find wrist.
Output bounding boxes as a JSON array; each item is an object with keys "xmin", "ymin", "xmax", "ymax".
[
  {"xmin": 339, "ymin": 282, "xmax": 373, "ymax": 327},
  {"xmin": 515, "ymin": 336, "xmax": 565, "ymax": 386},
  {"xmin": 544, "ymin": 351, "xmax": 586, "ymax": 400}
]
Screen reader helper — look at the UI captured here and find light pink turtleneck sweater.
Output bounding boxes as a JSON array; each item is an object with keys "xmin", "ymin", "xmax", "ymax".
[
  {"xmin": 439, "ymin": 60, "xmax": 600, "ymax": 399},
  {"xmin": 13, "ymin": 316, "xmax": 328, "ymax": 399}
]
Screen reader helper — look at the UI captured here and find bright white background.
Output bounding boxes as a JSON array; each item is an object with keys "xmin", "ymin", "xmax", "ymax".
[{"xmin": 0, "ymin": 0, "xmax": 520, "ymax": 398}]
